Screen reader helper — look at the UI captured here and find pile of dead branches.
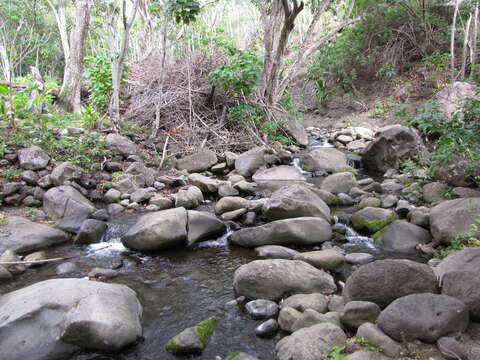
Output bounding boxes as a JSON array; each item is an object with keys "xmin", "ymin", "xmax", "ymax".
[{"xmin": 122, "ymin": 54, "xmax": 257, "ymax": 155}]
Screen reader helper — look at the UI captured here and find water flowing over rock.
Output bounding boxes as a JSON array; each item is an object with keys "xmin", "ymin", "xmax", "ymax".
[
  {"xmin": 343, "ymin": 259, "xmax": 439, "ymax": 308},
  {"xmin": 263, "ymin": 184, "xmax": 330, "ymax": 221},
  {"xmin": 0, "ymin": 216, "xmax": 69, "ymax": 253},
  {"xmin": 233, "ymin": 259, "xmax": 336, "ymax": 300},
  {"xmin": 377, "ymin": 293, "xmax": 469, "ymax": 343},
  {"xmin": 0, "ymin": 278, "xmax": 142, "ymax": 360},
  {"xmin": 275, "ymin": 323, "xmax": 346, "ymax": 360},
  {"xmin": 430, "ymin": 198, "xmax": 480, "ymax": 244},
  {"xmin": 175, "ymin": 150, "xmax": 218, "ymax": 173},
  {"xmin": 230, "ymin": 217, "xmax": 332, "ymax": 248},
  {"xmin": 362, "ymin": 125, "xmax": 424, "ymax": 172}
]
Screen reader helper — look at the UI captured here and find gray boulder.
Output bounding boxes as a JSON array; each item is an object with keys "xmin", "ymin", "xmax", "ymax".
[
  {"xmin": 430, "ymin": 198, "xmax": 480, "ymax": 244},
  {"xmin": 278, "ymin": 306, "xmax": 303, "ymax": 332},
  {"xmin": 291, "ymin": 310, "xmax": 342, "ymax": 331},
  {"xmin": 186, "ymin": 210, "xmax": 226, "ymax": 246},
  {"xmin": 233, "ymin": 259, "xmax": 337, "ymax": 300},
  {"xmin": 175, "ymin": 150, "xmax": 217, "ymax": 173},
  {"xmin": 254, "ymin": 319, "xmax": 278, "ymax": 338},
  {"xmin": 235, "ymin": 147, "xmax": 267, "ymax": 177},
  {"xmin": 188, "ymin": 173, "xmax": 219, "ymax": 193},
  {"xmin": 423, "ymin": 182, "xmax": 449, "ymax": 203},
  {"xmin": 43, "ymin": 185, "xmax": 96, "ymax": 231},
  {"xmin": 377, "ymin": 293, "xmax": 469, "ymax": 343},
  {"xmin": 174, "ymin": 186, "xmax": 204, "ymax": 208},
  {"xmin": 356, "ymin": 323, "xmax": 402, "ymax": 358},
  {"xmin": 300, "ymin": 148, "xmax": 347, "ymax": 173},
  {"xmin": 263, "ymin": 184, "xmax": 330, "ymax": 221},
  {"xmin": 275, "ymin": 323, "xmax": 347, "ymax": 360},
  {"xmin": 165, "ymin": 317, "xmax": 217, "ymax": 355},
  {"xmin": 343, "ymin": 259, "xmax": 439, "ymax": 308},
  {"xmin": 293, "ymin": 249, "xmax": 345, "ymax": 271},
  {"xmin": 106, "ymin": 134, "xmax": 138, "ymax": 156},
  {"xmin": 435, "ymin": 247, "xmax": 480, "ymax": 279},
  {"xmin": 363, "ymin": 125, "xmax": 424, "ymax": 172},
  {"xmin": 436, "ymin": 81, "xmax": 477, "ymax": 117},
  {"xmin": 375, "ymin": 220, "xmax": 432, "ymax": 255},
  {"xmin": 17, "ymin": 146, "xmax": 50, "ymax": 170},
  {"xmin": 50, "ymin": 162, "xmax": 83, "ymax": 186},
  {"xmin": 441, "ymin": 271, "xmax": 480, "ymax": 320},
  {"xmin": 215, "ymin": 196, "xmax": 249, "ymax": 215},
  {"xmin": 340, "ymin": 301, "xmax": 381, "ymax": 330},
  {"xmin": 245, "ymin": 299, "xmax": 279, "ymax": 319},
  {"xmin": 0, "ymin": 216, "xmax": 69, "ymax": 253},
  {"xmin": 0, "ymin": 278, "xmax": 142, "ymax": 360},
  {"xmin": 282, "ymin": 293, "xmax": 329, "ymax": 313},
  {"xmin": 350, "ymin": 207, "xmax": 398, "ymax": 234},
  {"xmin": 122, "ymin": 208, "xmax": 188, "ymax": 251},
  {"xmin": 321, "ymin": 172, "xmax": 357, "ymax": 194},
  {"xmin": 255, "ymin": 245, "xmax": 299, "ymax": 259},
  {"xmin": 253, "ymin": 166, "xmax": 306, "ymax": 191},
  {"xmin": 73, "ymin": 219, "xmax": 107, "ymax": 244},
  {"xmin": 230, "ymin": 217, "xmax": 332, "ymax": 248},
  {"xmin": 130, "ymin": 187, "xmax": 156, "ymax": 203},
  {"xmin": 345, "ymin": 351, "xmax": 392, "ymax": 360},
  {"xmin": 225, "ymin": 352, "xmax": 259, "ymax": 360}
]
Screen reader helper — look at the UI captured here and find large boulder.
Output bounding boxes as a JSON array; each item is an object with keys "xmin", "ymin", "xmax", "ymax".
[
  {"xmin": 253, "ymin": 166, "xmax": 306, "ymax": 191},
  {"xmin": 121, "ymin": 208, "xmax": 188, "ymax": 251},
  {"xmin": 105, "ymin": 133, "xmax": 138, "ymax": 156},
  {"xmin": 350, "ymin": 207, "xmax": 398, "ymax": 234},
  {"xmin": 235, "ymin": 147, "xmax": 267, "ymax": 177},
  {"xmin": 436, "ymin": 157, "xmax": 479, "ymax": 187},
  {"xmin": 233, "ymin": 259, "xmax": 337, "ymax": 300},
  {"xmin": 300, "ymin": 148, "xmax": 347, "ymax": 173},
  {"xmin": 281, "ymin": 293, "xmax": 329, "ymax": 313},
  {"xmin": 0, "ymin": 278, "xmax": 142, "ymax": 360},
  {"xmin": 321, "ymin": 172, "xmax": 357, "ymax": 194},
  {"xmin": 215, "ymin": 196, "xmax": 249, "ymax": 215},
  {"xmin": 343, "ymin": 259, "xmax": 439, "ymax": 308},
  {"xmin": 363, "ymin": 125, "xmax": 424, "ymax": 172},
  {"xmin": 293, "ymin": 249, "xmax": 345, "ymax": 271},
  {"xmin": 188, "ymin": 173, "xmax": 219, "ymax": 193},
  {"xmin": 275, "ymin": 323, "xmax": 346, "ymax": 360},
  {"xmin": 50, "ymin": 162, "xmax": 83, "ymax": 186},
  {"xmin": 375, "ymin": 220, "xmax": 432, "ymax": 255},
  {"xmin": 377, "ymin": 294, "xmax": 469, "ymax": 343},
  {"xmin": 436, "ymin": 81, "xmax": 477, "ymax": 117},
  {"xmin": 43, "ymin": 185, "xmax": 96, "ymax": 232},
  {"xmin": 430, "ymin": 198, "xmax": 480, "ymax": 244},
  {"xmin": 186, "ymin": 210, "xmax": 226, "ymax": 246},
  {"xmin": 441, "ymin": 271, "xmax": 480, "ymax": 320},
  {"xmin": 263, "ymin": 184, "xmax": 330, "ymax": 221},
  {"xmin": 0, "ymin": 216, "xmax": 69, "ymax": 253},
  {"xmin": 255, "ymin": 245, "xmax": 299, "ymax": 259},
  {"xmin": 17, "ymin": 146, "xmax": 50, "ymax": 170},
  {"xmin": 434, "ymin": 247, "xmax": 480, "ymax": 279},
  {"xmin": 175, "ymin": 150, "xmax": 218, "ymax": 173},
  {"xmin": 230, "ymin": 217, "xmax": 332, "ymax": 248}
]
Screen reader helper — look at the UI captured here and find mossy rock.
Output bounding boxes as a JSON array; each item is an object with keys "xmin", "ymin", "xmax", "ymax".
[
  {"xmin": 334, "ymin": 165, "xmax": 358, "ymax": 176},
  {"xmin": 350, "ymin": 207, "xmax": 399, "ymax": 234},
  {"xmin": 165, "ymin": 316, "xmax": 218, "ymax": 355}
]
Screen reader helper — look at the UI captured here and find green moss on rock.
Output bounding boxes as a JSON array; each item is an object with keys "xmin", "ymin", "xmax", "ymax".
[
  {"xmin": 351, "ymin": 212, "xmax": 398, "ymax": 234},
  {"xmin": 195, "ymin": 316, "xmax": 218, "ymax": 346},
  {"xmin": 225, "ymin": 351, "xmax": 242, "ymax": 360},
  {"xmin": 334, "ymin": 166, "xmax": 358, "ymax": 176}
]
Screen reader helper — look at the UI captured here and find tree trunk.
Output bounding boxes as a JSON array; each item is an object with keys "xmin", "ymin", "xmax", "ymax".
[
  {"xmin": 451, "ymin": 0, "xmax": 463, "ymax": 81},
  {"xmin": 59, "ymin": 0, "xmax": 90, "ymax": 113}
]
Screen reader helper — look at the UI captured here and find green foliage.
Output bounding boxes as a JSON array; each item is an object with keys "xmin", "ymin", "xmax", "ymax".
[
  {"xmin": 280, "ymin": 91, "xmax": 304, "ymax": 120},
  {"xmin": 407, "ymin": 98, "xmax": 480, "ymax": 178},
  {"xmin": 183, "ymin": 24, "xmax": 237, "ymax": 56},
  {"xmin": 84, "ymin": 54, "xmax": 115, "ymax": 114},
  {"xmin": 167, "ymin": 0, "xmax": 201, "ymax": 24},
  {"xmin": 260, "ymin": 120, "xmax": 295, "ymax": 146},
  {"xmin": 322, "ymin": 346, "xmax": 346, "ymax": 360},
  {"xmin": 375, "ymin": 63, "xmax": 397, "ymax": 80},
  {"xmin": 0, "ymin": 167, "xmax": 22, "ymax": 181},
  {"xmin": 228, "ymin": 103, "xmax": 264, "ymax": 126},
  {"xmin": 356, "ymin": 337, "xmax": 382, "ymax": 352},
  {"xmin": 422, "ymin": 51, "xmax": 450, "ymax": 72},
  {"xmin": 208, "ymin": 51, "xmax": 262, "ymax": 97}
]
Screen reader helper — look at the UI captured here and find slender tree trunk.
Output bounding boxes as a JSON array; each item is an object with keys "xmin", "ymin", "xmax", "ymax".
[
  {"xmin": 471, "ymin": 2, "xmax": 479, "ymax": 68},
  {"xmin": 108, "ymin": 0, "xmax": 139, "ymax": 133},
  {"xmin": 47, "ymin": 0, "xmax": 70, "ymax": 89},
  {"xmin": 59, "ymin": 0, "xmax": 90, "ymax": 113},
  {"xmin": 461, "ymin": 13, "xmax": 472, "ymax": 80},
  {"xmin": 451, "ymin": 0, "xmax": 463, "ymax": 81}
]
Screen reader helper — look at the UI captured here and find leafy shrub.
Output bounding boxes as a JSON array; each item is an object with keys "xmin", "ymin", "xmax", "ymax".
[
  {"xmin": 208, "ymin": 50, "xmax": 262, "ymax": 97},
  {"xmin": 407, "ymin": 98, "xmax": 480, "ymax": 179},
  {"xmin": 228, "ymin": 103, "xmax": 264, "ymax": 127},
  {"xmin": 167, "ymin": 0, "xmax": 201, "ymax": 24}
]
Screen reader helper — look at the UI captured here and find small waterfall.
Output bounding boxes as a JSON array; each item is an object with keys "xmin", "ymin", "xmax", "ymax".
[
  {"xmin": 291, "ymin": 158, "xmax": 311, "ymax": 176},
  {"xmin": 333, "ymin": 215, "xmax": 376, "ymax": 250},
  {"xmin": 197, "ymin": 227, "xmax": 234, "ymax": 248},
  {"xmin": 86, "ymin": 216, "xmax": 137, "ymax": 256}
]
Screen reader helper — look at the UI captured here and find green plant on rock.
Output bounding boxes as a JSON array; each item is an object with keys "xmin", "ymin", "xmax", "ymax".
[
  {"xmin": 356, "ymin": 337, "xmax": 381, "ymax": 352},
  {"xmin": 322, "ymin": 346, "xmax": 346, "ymax": 360},
  {"xmin": 195, "ymin": 316, "xmax": 218, "ymax": 346},
  {"xmin": 1, "ymin": 167, "xmax": 22, "ymax": 181}
]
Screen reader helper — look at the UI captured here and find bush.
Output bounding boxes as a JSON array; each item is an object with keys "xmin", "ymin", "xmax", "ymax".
[
  {"xmin": 208, "ymin": 50, "xmax": 262, "ymax": 97},
  {"xmin": 407, "ymin": 98, "xmax": 480, "ymax": 180}
]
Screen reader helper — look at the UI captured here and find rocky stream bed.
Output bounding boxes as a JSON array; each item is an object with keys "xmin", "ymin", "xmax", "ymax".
[{"xmin": 1, "ymin": 124, "xmax": 480, "ymax": 360}]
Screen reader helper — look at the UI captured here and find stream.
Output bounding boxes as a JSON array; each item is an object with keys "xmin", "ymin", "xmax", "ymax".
[{"xmin": 3, "ymin": 132, "xmax": 386, "ymax": 360}]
